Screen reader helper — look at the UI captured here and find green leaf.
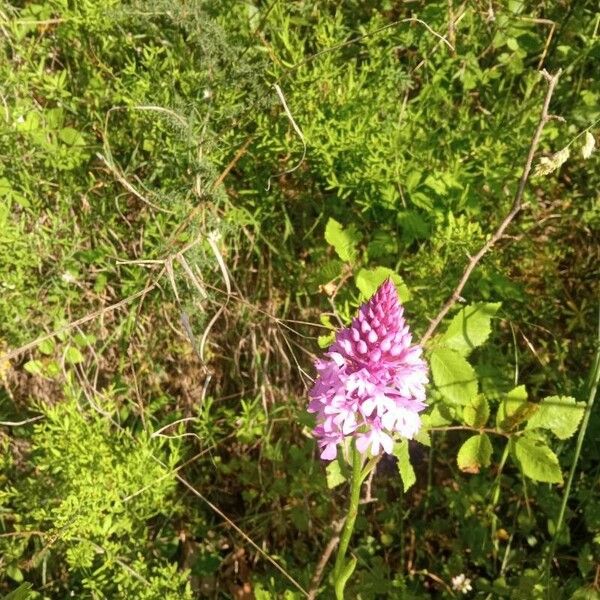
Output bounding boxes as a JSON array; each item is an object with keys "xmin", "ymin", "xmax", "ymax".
[
  {"xmin": 6, "ymin": 564, "xmax": 24, "ymax": 583},
  {"xmin": 439, "ymin": 303, "xmax": 501, "ymax": 356},
  {"xmin": 324, "ymin": 218, "xmax": 361, "ymax": 263},
  {"xmin": 526, "ymin": 396, "xmax": 585, "ymax": 440},
  {"xmin": 65, "ymin": 346, "xmax": 84, "ymax": 365},
  {"xmin": 355, "ymin": 267, "xmax": 411, "ymax": 302},
  {"xmin": 2, "ymin": 582, "xmax": 33, "ymax": 600},
  {"xmin": 318, "ymin": 333, "xmax": 335, "ymax": 349},
  {"xmin": 513, "ymin": 435, "xmax": 563, "ymax": 484},
  {"xmin": 422, "ymin": 404, "xmax": 452, "ymax": 427},
  {"xmin": 334, "ymin": 556, "xmax": 357, "ymax": 599},
  {"xmin": 326, "ymin": 460, "xmax": 346, "ymax": 489},
  {"xmin": 23, "ymin": 360, "xmax": 44, "ymax": 376},
  {"xmin": 457, "ymin": 434, "xmax": 492, "ymax": 473},
  {"xmin": 497, "ymin": 385, "xmax": 536, "ymax": 431},
  {"xmin": 570, "ymin": 587, "xmax": 600, "ymax": 600},
  {"xmin": 393, "ymin": 439, "xmax": 416, "ymax": 491},
  {"xmin": 38, "ymin": 338, "xmax": 55, "ymax": 355},
  {"xmin": 58, "ymin": 127, "xmax": 85, "ymax": 146},
  {"xmin": 430, "ymin": 347, "xmax": 478, "ymax": 405},
  {"xmin": 414, "ymin": 429, "xmax": 431, "ymax": 447},
  {"xmin": 463, "ymin": 395, "xmax": 490, "ymax": 428}
]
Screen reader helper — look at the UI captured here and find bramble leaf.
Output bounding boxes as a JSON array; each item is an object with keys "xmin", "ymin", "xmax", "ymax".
[
  {"xmin": 526, "ymin": 395, "xmax": 585, "ymax": 440},
  {"xmin": 463, "ymin": 395, "xmax": 490, "ymax": 428},
  {"xmin": 430, "ymin": 347, "xmax": 478, "ymax": 405},
  {"xmin": 439, "ymin": 302, "xmax": 501, "ymax": 356},
  {"xmin": 496, "ymin": 385, "xmax": 536, "ymax": 431},
  {"xmin": 513, "ymin": 435, "xmax": 563, "ymax": 484},
  {"xmin": 457, "ymin": 434, "xmax": 492, "ymax": 473}
]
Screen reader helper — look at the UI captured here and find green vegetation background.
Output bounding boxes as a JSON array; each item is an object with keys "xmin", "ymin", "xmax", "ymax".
[{"xmin": 0, "ymin": 0, "xmax": 598, "ymax": 598}]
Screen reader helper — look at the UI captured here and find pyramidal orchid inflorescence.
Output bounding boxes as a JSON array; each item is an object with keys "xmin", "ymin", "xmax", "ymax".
[{"xmin": 308, "ymin": 279, "xmax": 428, "ymax": 460}]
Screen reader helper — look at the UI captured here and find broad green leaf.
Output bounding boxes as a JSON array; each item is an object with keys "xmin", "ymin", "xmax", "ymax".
[
  {"xmin": 405, "ymin": 171, "xmax": 421, "ymax": 192},
  {"xmin": 526, "ymin": 396, "xmax": 585, "ymax": 440},
  {"xmin": 457, "ymin": 434, "xmax": 492, "ymax": 473},
  {"xmin": 430, "ymin": 347, "xmax": 478, "ymax": 405},
  {"xmin": 324, "ymin": 218, "xmax": 361, "ymax": 263},
  {"xmin": 439, "ymin": 302, "xmax": 501, "ymax": 356},
  {"xmin": 513, "ymin": 435, "xmax": 563, "ymax": 484},
  {"xmin": 496, "ymin": 385, "xmax": 535, "ymax": 430},
  {"xmin": 393, "ymin": 439, "xmax": 416, "ymax": 491},
  {"xmin": 422, "ymin": 404, "xmax": 452, "ymax": 427},
  {"xmin": 355, "ymin": 267, "xmax": 410, "ymax": 302},
  {"xmin": 463, "ymin": 395, "xmax": 490, "ymax": 428},
  {"xmin": 326, "ymin": 460, "xmax": 346, "ymax": 489}
]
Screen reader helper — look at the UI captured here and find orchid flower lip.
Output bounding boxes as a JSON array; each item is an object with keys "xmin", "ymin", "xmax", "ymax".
[{"xmin": 309, "ymin": 278, "xmax": 428, "ymax": 459}]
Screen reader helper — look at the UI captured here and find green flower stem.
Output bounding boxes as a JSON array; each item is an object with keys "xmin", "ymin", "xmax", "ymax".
[{"xmin": 333, "ymin": 443, "xmax": 364, "ymax": 599}]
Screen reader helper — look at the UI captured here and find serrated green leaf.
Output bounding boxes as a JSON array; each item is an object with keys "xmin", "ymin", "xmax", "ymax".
[
  {"xmin": 439, "ymin": 302, "xmax": 501, "ymax": 356},
  {"xmin": 326, "ymin": 460, "xmax": 346, "ymax": 489},
  {"xmin": 324, "ymin": 218, "xmax": 361, "ymax": 263},
  {"xmin": 318, "ymin": 333, "xmax": 335, "ymax": 349},
  {"xmin": 463, "ymin": 395, "xmax": 490, "ymax": 428},
  {"xmin": 496, "ymin": 385, "xmax": 533, "ymax": 430},
  {"xmin": 526, "ymin": 395, "xmax": 585, "ymax": 440},
  {"xmin": 513, "ymin": 435, "xmax": 563, "ymax": 483},
  {"xmin": 457, "ymin": 434, "xmax": 492, "ymax": 473},
  {"xmin": 414, "ymin": 429, "xmax": 431, "ymax": 447},
  {"xmin": 393, "ymin": 439, "xmax": 416, "ymax": 491},
  {"xmin": 422, "ymin": 404, "xmax": 453, "ymax": 427},
  {"xmin": 319, "ymin": 314, "xmax": 335, "ymax": 330},
  {"xmin": 355, "ymin": 267, "xmax": 410, "ymax": 302},
  {"xmin": 430, "ymin": 347, "xmax": 478, "ymax": 406}
]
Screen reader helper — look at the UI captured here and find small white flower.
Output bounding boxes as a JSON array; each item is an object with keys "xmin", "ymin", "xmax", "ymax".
[
  {"xmin": 203, "ymin": 88, "xmax": 213, "ymax": 100},
  {"xmin": 533, "ymin": 147, "xmax": 570, "ymax": 177},
  {"xmin": 451, "ymin": 573, "xmax": 473, "ymax": 594},
  {"xmin": 62, "ymin": 271, "xmax": 77, "ymax": 284}
]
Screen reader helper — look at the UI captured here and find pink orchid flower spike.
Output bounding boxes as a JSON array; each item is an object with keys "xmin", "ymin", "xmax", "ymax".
[{"xmin": 308, "ymin": 279, "xmax": 428, "ymax": 459}]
